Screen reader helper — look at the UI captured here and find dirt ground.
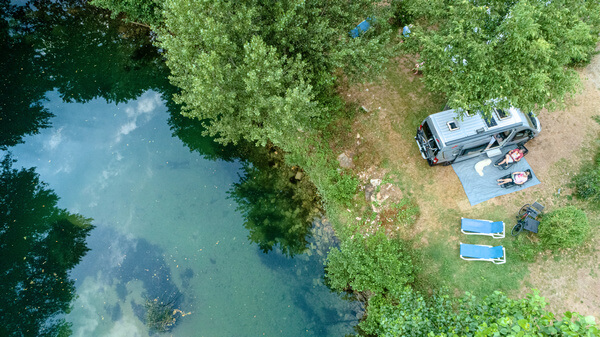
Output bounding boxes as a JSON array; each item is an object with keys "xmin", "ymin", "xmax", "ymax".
[{"xmin": 341, "ymin": 49, "xmax": 600, "ymax": 316}]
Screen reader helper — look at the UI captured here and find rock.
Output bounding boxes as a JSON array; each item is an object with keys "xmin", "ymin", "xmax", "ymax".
[
  {"xmin": 364, "ymin": 184, "xmax": 375, "ymax": 201},
  {"xmin": 370, "ymin": 179, "xmax": 382, "ymax": 187},
  {"xmin": 295, "ymin": 171, "xmax": 303, "ymax": 180},
  {"xmin": 374, "ymin": 192, "xmax": 389, "ymax": 203},
  {"xmin": 337, "ymin": 152, "xmax": 354, "ymax": 168}
]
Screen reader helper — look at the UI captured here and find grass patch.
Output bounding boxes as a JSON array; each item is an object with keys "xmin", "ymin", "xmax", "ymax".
[{"xmin": 417, "ymin": 231, "xmax": 530, "ymax": 298}]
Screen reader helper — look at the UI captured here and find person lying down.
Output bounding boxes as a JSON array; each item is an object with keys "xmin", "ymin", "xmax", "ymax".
[{"xmin": 497, "ymin": 170, "xmax": 531, "ymax": 185}]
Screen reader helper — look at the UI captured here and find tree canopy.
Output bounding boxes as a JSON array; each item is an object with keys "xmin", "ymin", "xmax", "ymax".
[
  {"xmin": 402, "ymin": 0, "xmax": 600, "ymax": 117},
  {"xmin": 155, "ymin": 0, "xmax": 396, "ymax": 148},
  {"xmin": 361, "ymin": 288, "xmax": 599, "ymax": 336}
]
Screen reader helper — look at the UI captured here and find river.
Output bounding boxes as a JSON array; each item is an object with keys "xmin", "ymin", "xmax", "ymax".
[{"xmin": 0, "ymin": 1, "xmax": 359, "ymax": 336}]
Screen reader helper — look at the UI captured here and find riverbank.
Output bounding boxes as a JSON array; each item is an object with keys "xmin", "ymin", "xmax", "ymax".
[{"xmin": 301, "ymin": 49, "xmax": 600, "ymax": 320}]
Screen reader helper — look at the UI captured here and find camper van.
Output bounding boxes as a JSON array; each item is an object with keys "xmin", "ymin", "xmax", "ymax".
[{"xmin": 415, "ymin": 107, "xmax": 541, "ymax": 166}]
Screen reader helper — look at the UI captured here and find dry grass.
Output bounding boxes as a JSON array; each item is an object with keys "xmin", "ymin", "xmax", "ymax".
[{"xmin": 334, "ymin": 50, "xmax": 600, "ymax": 316}]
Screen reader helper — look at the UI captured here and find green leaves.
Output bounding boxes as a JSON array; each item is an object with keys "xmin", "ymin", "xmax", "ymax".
[
  {"xmin": 155, "ymin": 0, "xmax": 396, "ymax": 150},
  {"xmin": 404, "ymin": 0, "xmax": 600, "ymax": 116},
  {"xmin": 363, "ymin": 288, "xmax": 599, "ymax": 336},
  {"xmin": 538, "ymin": 206, "xmax": 590, "ymax": 251},
  {"xmin": 325, "ymin": 229, "xmax": 414, "ymax": 297}
]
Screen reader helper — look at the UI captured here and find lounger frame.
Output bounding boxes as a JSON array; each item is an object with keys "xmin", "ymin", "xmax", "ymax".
[
  {"xmin": 459, "ymin": 243, "xmax": 506, "ymax": 264},
  {"xmin": 460, "ymin": 217, "xmax": 505, "ymax": 239}
]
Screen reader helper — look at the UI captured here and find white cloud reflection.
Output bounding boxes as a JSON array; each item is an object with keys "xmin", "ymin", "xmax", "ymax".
[
  {"xmin": 115, "ymin": 93, "xmax": 161, "ymax": 143},
  {"xmin": 45, "ymin": 126, "xmax": 64, "ymax": 150}
]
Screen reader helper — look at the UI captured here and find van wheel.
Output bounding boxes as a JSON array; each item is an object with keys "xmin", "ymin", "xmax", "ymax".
[{"xmin": 442, "ymin": 160, "xmax": 455, "ymax": 166}]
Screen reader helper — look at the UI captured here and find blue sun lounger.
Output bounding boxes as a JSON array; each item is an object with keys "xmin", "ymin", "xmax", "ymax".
[
  {"xmin": 461, "ymin": 218, "xmax": 505, "ymax": 239},
  {"xmin": 460, "ymin": 243, "xmax": 506, "ymax": 264}
]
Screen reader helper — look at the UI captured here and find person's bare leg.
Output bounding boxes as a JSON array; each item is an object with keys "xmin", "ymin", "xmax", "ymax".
[
  {"xmin": 497, "ymin": 154, "xmax": 511, "ymax": 166},
  {"xmin": 497, "ymin": 178, "xmax": 512, "ymax": 185}
]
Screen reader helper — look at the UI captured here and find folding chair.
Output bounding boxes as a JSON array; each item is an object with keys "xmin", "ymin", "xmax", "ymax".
[
  {"xmin": 459, "ymin": 243, "xmax": 506, "ymax": 264},
  {"xmin": 461, "ymin": 218, "xmax": 505, "ymax": 239}
]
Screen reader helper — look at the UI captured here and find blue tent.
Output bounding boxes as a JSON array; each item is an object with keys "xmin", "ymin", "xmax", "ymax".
[{"xmin": 350, "ymin": 18, "xmax": 373, "ymax": 38}]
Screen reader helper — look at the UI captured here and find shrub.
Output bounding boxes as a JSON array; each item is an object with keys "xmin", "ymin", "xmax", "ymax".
[
  {"xmin": 392, "ymin": 198, "xmax": 420, "ymax": 227},
  {"xmin": 572, "ymin": 150, "xmax": 600, "ymax": 205},
  {"xmin": 361, "ymin": 289, "xmax": 600, "ymax": 337},
  {"xmin": 573, "ymin": 168, "xmax": 600, "ymax": 203},
  {"xmin": 325, "ymin": 229, "xmax": 414, "ymax": 297},
  {"xmin": 327, "ymin": 170, "xmax": 359, "ymax": 206},
  {"xmin": 538, "ymin": 206, "xmax": 590, "ymax": 250}
]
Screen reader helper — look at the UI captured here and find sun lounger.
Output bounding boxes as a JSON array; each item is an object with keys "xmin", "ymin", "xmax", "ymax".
[
  {"xmin": 461, "ymin": 217, "xmax": 505, "ymax": 239},
  {"xmin": 459, "ymin": 243, "xmax": 506, "ymax": 264}
]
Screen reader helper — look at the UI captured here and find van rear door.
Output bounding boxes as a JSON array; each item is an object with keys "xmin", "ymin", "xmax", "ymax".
[{"xmin": 415, "ymin": 120, "xmax": 440, "ymax": 164}]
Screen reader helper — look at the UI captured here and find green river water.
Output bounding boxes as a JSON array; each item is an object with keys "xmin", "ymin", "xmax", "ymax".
[{"xmin": 1, "ymin": 1, "xmax": 359, "ymax": 336}]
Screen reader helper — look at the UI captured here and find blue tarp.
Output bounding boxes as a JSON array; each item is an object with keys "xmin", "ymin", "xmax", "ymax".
[
  {"xmin": 350, "ymin": 19, "xmax": 372, "ymax": 38},
  {"xmin": 452, "ymin": 151, "xmax": 541, "ymax": 206}
]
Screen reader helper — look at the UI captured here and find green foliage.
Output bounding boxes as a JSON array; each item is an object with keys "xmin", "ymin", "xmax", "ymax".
[
  {"xmin": 391, "ymin": 198, "xmax": 420, "ymax": 227},
  {"xmin": 359, "ymin": 287, "xmax": 455, "ymax": 336},
  {"xmin": 391, "ymin": 0, "xmax": 414, "ymax": 28},
  {"xmin": 157, "ymin": 0, "xmax": 397, "ymax": 150},
  {"xmin": 362, "ymin": 289, "xmax": 599, "ymax": 337},
  {"xmin": 402, "ymin": 0, "xmax": 600, "ymax": 117},
  {"xmin": 573, "ymin": 152, "xmax": 600, "ymax": 206},
  {"xmin": 325, "ymin": 229, "xmax": 414, "ymax": 297},
  {"xmin": 328, "ymin": 170, "xmax": 360, "ymax": 206},
  {"xmin": 538, "ymin": 206, "xmax": 590, "ymax": 251},
  {"xmin": 91, "ymin": 0, "xmax": 162, "ymax": 26}
]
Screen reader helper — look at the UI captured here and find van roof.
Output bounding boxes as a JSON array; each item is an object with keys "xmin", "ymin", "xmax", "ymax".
[{"xmin": 427, "ymin": 107, "xmax": 528, "ymax": 145}]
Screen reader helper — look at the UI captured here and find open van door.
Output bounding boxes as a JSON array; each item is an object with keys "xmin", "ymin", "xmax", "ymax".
[{"xmin": 415, "ymin": 120, "xmax": 440, "ymax": 165}]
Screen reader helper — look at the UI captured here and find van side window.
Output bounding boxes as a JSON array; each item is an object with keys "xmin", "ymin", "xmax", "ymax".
[{"xmin": 512, "ymin": 130, "xmax": 531, "ymax": 142}]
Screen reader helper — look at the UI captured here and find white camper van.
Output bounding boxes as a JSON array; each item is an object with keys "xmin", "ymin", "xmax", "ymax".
[{"xmin": 415, "ymin": 107, "xmax": 541, "ymax": 166}]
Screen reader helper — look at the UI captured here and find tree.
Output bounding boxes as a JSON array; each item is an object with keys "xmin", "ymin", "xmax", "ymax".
[
  {"xmin": 0, "ymin": 154, "xmax": 94, "ymax": 336},
  {"xmin": 402, "ymin": 0, "xmax": 600, "ymax": 117},
  {"xmin": 90, "ymin": 0, "xmax": 162, "ymax": 27},
  {"xmin": 361, "ymin": 288, "xmax": 599, "ymax": 336},
  {"xmin": 538, "ymin": 206, "xmax": 590, "ymax": 250},
  {"xmin": 154, "ymin": 0, "xmax": 396, "ymax": 149},
  {"xmin": 325, "ymin": 229, "xmax": 414, "ymax": 298}
]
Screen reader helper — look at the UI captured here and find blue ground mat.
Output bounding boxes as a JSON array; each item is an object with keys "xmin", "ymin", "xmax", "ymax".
[{"xmin": 452, "ymin": 153, "xmax": 541, "ymax": 206}]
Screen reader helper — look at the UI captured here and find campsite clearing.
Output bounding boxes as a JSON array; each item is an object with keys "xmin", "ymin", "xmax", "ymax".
[{"xmin": 335, "ymin": 50, "xmax": 600, "ymax": 316}]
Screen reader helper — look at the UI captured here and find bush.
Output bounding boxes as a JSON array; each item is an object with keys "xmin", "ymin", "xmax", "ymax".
[
  {"xmin": 325, "ymin": 229, "xmax": 414, "ymax": 297},
  {"xmin": 391, "ymin": 0, "xmax": 415, "ymax": 28},
  {"xmin": 361, "ymin": 289, "xmax": 600, "ymax": 337},
  {"xmin": 573, "ymin": 165, "xmax": 600, "ymax": 204},
  {"xmin": 572, "ymin": 149, "xmax": 600, "ymax": 206},
  {"xmin": 538, "ymin": 206, "xmax": 590, "ymax": 250},
  {"xmin": 327, "ymin": 170, "xmax": 359, "ymax": 206}
]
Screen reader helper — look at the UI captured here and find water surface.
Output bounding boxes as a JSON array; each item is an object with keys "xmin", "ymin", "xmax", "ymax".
[{"xmin": 7, "ymin": 90, "xmax": 359, "ymax": 336}]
